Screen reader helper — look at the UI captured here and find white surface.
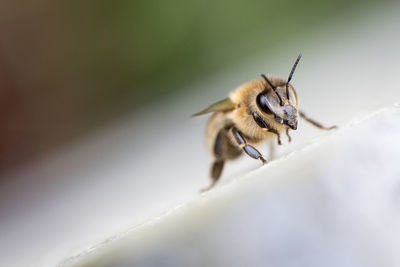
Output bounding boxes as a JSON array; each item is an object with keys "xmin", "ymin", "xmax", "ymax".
[
  {"xmin": 68, "ymin": 104, "xmax": 400, "ymax": 267},
  {"xmin": 0, "ymin": 5, "xmax": 400, "ymax": 267}
]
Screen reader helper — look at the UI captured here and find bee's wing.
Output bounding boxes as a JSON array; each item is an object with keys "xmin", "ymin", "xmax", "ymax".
[{"xmin": 192, "ymin": 97, "xmax": 236, "ymax": 117}]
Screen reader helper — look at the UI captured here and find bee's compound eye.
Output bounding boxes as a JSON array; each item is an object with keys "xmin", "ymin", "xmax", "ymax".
[{"xmin": 256, "ymin": 93, "xmax": 273, "ymax": 114}]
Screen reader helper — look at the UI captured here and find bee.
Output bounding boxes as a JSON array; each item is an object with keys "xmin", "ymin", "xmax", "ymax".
[{"xmin": 193, "ymin": 54, "xmax": 337, "ymax": 191}]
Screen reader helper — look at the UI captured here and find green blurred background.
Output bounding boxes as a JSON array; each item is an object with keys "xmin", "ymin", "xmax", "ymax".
[{"xmin": 0, "ymin": 0, "xmax": 378, "ymax": 171}]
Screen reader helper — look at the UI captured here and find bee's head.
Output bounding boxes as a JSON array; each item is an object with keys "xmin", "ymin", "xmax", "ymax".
[
  {"xmin": 257, "ymin": 53, "xmax": 302, "ymax": 130},
  {"xmin": 256, "ymin": 83, "xmax": 298, "ymax": 129}
]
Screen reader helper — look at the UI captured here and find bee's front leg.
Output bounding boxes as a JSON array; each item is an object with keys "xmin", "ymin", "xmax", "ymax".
[
  {"xmin": 299, "ymin": 110, "xmax": 337, "ymax": 130},
  {"xmin": 252, "ymin": 112, "xmax": 282, "ymax": 145},
  {"xmin": 286, "ymin": 128, "xmax": 291, "ymax": 142}
]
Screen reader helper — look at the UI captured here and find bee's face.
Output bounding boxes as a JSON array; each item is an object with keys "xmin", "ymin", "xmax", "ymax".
[{"xmin": 256, "ymin": 84, "xmax": 298, "ymax": 130}]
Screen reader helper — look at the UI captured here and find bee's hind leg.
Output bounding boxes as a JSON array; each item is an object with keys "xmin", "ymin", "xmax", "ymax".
[
  {"xmin": 200, "ymin": 160, "xmax": 225, "ymax": 192},
  {"xmin": 201, "ymin": 130, "xmax": 227, "ymax": 192}
]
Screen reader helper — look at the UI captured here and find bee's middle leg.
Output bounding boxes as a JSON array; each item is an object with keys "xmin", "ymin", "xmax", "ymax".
[{"xmin": 231, "ymin": 127, "xmax": 267, "ymax": 164}]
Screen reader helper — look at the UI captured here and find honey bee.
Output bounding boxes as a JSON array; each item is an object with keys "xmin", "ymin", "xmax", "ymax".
[{"xmin": 193, "ymin": 54, "xmax": 337, "ymax": 191}]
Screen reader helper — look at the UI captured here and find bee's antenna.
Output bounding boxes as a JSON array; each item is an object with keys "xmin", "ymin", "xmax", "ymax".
[
  {"xmin": 261, "ymin": 74, "xmax": 283, "ymax": 106},
  {"xmin": 286, "ymin": 53, "xmax": 302, "ymax": 99}
]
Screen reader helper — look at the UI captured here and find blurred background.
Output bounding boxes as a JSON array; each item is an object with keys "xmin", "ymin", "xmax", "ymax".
[
  {"xmin": 0, "ymin": 0, "xmax": 382, "ymax": 170},
  {"xmin": 1, "ymin": 0, "xmax": 400, "ymax": 266}
]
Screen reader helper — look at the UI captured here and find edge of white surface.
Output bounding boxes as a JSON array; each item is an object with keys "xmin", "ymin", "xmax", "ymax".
[{"xmin": 58, "ymin": 102, "xmax": 400, "ymax": 267}]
